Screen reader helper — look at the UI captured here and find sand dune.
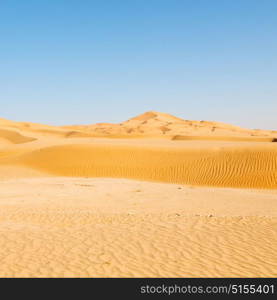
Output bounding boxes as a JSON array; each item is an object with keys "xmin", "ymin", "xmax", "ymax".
[
  {"xmin": 45, "ymin": 111, "xmax": 277, "ymax": 138},
  {"xmin": 70, "ymin": 111, "xmax": 277, "ymax": 138},
  {"xmin": 0, "ymin": 112, "xmax": 276, "ymax": 190},
  {"xmin": 2, "ymin": 143, "xmax": 275, "ymax": 189},
  {"xmin": 0, "ymin": 112, "xmax": 276, "ymax": 277},
  {"xmin": 0, "ymin": 128, "xmax": 36, "ymax": 144},
  {"xmin": 172, "ymin": 135, "xmax": 276, "ymax": 142},
  {"xmin": 1, "ymin": 111, "xmax": 276, "ymax": 139},
  {"xmin": 65, "ymin": 131, "xmax": 97, "ymax": 138}
]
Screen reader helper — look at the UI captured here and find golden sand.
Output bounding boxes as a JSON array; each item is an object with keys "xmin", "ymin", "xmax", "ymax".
[
  {"xmin": 0, "ymin": 177, "xmax": 276, "ymax": 277},
  {"xmin": 0, "ymin": 129, "xmax": 36, "ymax": 144},
  {"xmin": 2, "ymin": 143, "xmax": 274, "ymax": 189},
  {"xmin": 0, "ymin": 112, "xmax": 276, "ymax": 277}
]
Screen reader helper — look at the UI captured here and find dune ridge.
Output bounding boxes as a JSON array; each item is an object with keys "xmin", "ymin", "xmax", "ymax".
[
  {"xmin": 64, "ymin": 111, "xmax": 277, "ymax": 138},
  {"xmin": 0, "ymin": 111, "xmax": 276, "ymax": 189},
  {"xmin": 172, "ymin": 135, "xmax": 276, "ymax": 142},
  {"xmin": 1, "ymin": 111, "xmax": 276, "ymax": 139},
  {"xmin": 3, "ymin": 143, "xmax": 275, "ymax": 189},
  {"xmin": 0, "ymin": 129, "xmax": 36, "ymax": 144}
]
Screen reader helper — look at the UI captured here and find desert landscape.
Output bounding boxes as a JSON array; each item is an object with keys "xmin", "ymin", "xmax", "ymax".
[{"xmin": 0, "ymin": 111, "xmax": 276, "ymax": 277}]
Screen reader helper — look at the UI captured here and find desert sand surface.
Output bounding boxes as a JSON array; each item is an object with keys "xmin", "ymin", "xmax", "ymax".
[
  {"xmin": 0, "ymin": 177, "xmax": 276, "ymax": 277},
  {"xmin": 0, "ymin": 112, "xmax": 276, "ymax": 277}
]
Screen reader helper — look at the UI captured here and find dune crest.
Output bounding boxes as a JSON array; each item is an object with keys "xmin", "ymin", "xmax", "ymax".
[
  {"xmin": 0, "ymin": 112, "xmax": 276, "ymax": 189},
  {"xmin": 2, "ymin": 143, "xmax": 274, "ymax": 189},
  {"xmin": 172, "ymin": 135, "xmax": 276, "ymax": 142},
  {"xmin": 0, "ymin": 129, "xmax": 36, "ymax": 144},
  {"xmin": 60, "ymin": 111, "xmax": 277, "ymax": 138},
  {"xmin": 1, "ymin": 111, "xmax": 276, "ymax": 139}
]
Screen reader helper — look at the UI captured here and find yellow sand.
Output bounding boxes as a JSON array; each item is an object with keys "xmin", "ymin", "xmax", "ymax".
[
  {"xmin": 0, "ymin": 177, "xmax": 276, "ymax": 277},
  {"xmin": 1, "ymin": 143, "xmax": 275, "ymax": 189},
  {"xmin": 0, "ymin": 129, "xmax": 36, "ymax": 144},
  {"xmin": 172, "ymin": 135, "xmax": 276, "ymax": 142},
  {"xmin": 0, "ymin": 112, "xmax": 276, "ymax": 277}
]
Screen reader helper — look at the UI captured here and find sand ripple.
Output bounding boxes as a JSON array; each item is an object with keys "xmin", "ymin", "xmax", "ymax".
[
  {"xmin": 0, "ymin": 178, "xmax": 276, "ymax": 277},
  {"xmin": 8, "ymin": 144, "xmax": 277, "ymax": 189}
]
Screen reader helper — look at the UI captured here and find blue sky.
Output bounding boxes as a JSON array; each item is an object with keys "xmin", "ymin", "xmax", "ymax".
[{"xmin": 0, "ymin": 0, "xmax": 276, "ymax": 129}]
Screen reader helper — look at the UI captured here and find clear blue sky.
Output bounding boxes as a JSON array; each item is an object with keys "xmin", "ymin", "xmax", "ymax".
[{"xmin": 1, "ymin": 0, "xmax": 276, "ymax": 130}]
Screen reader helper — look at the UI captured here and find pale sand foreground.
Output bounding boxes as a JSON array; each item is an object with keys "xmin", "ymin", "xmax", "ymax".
[{"xmin": 0, "ymin": 177, "xmax": 276, "ymax": 278}]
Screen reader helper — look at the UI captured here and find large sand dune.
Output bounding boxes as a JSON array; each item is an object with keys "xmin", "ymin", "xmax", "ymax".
[
  {"xmin": 0, "ymin": 111, "xmax": 275, "ymax": 189},
  {"xmin": 0, "ymin": 112, "xmax": 276, "ymax": 277},
  {"xmin": 2, "ymin": 143, "xmax": 275, "ymax": 189},
  {"xmin": 0, "ymin": 129, "xmax": 36, "ymax": 144},
  {"xmin": 2, "ymin": 111, "xmax": 277, "ymax": 139}
]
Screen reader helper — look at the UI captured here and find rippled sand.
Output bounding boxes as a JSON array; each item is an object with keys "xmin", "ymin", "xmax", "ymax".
[{"xmin": 0, "ymin": 177, "xmax": 276, "ymax": 277}]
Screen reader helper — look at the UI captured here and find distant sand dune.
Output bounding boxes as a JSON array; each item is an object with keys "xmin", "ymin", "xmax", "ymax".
[
  {"xmin": 65, "ymin": 131, "xmax": 95, "ymax": 138},
  {"xmin": 5, "ymin": 144, "xmax": 276, "ymax": 189},
  {"xmin": 1, "ymin": 111, "xmax": 276, "ymax": 139},
  {"xmin": 172, "ymin": 135, "xmax": 276, "ymax": 142},
  {"xmin": 26, "ymin": 128, "xmax": 96, "ymax": 138},
  {"xmin": 29, "ymin": 128, "xmax": 68, "ymax": 137},
  {"xmin": 0, "ymin": 129, "xmax": 36, "ymax": 144},
  {"xmin": 57, "ymin": 111, "xmax": 277, "ymax": 138}
]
